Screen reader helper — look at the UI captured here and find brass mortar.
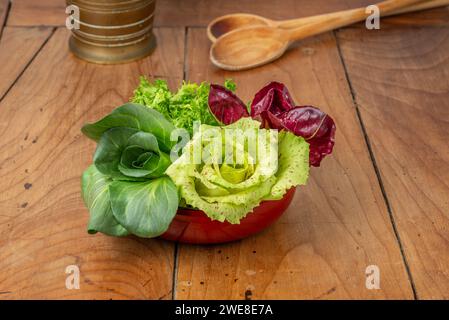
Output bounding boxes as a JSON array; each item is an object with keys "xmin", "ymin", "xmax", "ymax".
[{"xmin": 66, "ymin": 0, "xmax": 156, "ymax": 64}]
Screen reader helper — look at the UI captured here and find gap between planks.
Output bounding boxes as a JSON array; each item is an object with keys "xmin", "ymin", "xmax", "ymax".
[
  {"xmin": 0, "ymin": 26, "xmax": 56, "ymax": 104},
  {"xmin": 333, "ymin": 29, "xmax": 418, "ymax": 300},
  {"xmin": 0, "ymin": 0, "xmax": 11, "ymax": 40}
]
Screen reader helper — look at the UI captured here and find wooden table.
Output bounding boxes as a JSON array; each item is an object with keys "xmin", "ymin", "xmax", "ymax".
[{"xmin": 0, "ymin": 0, "xmax": 448, "ymax": 300}]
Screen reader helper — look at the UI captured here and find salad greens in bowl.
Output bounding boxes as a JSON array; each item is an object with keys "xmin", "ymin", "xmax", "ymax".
[{"xmin": 81, "ymin": 78, "xmax": 335, "ymax": 244}]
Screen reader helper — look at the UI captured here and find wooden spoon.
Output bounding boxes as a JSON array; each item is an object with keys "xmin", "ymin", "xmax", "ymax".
[
  {"xmin": 208, "ymin": 0, "xmax": 449, "ymax": 42},
  {"xmin": 210, "ymin": 0, "xmax": 425, "ymax": 71}
]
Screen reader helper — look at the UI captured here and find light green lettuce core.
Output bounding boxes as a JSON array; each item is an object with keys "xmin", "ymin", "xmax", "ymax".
[{"xmin": 165, "ymin": 118, "xmax": 310, "ymax": 224}]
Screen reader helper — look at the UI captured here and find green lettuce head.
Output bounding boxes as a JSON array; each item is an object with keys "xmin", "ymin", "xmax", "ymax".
[{"xmin": 166, "ymin": 118, "xmax": 310, "ymax": 224}]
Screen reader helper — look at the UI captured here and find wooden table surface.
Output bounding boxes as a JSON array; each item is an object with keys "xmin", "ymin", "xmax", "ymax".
[{"xmin": 0, "ymin": 0, "xmax": 448, "ymax": 300}]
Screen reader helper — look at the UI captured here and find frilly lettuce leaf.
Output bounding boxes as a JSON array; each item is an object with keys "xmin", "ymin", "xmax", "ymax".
[
  {"xmin": 131, "ymin": 77, "xmax": 219, "ymax": 134},
  {"xmin": 166, "ymin": 118, "xmax": 309, "ymax": 224},
  {"xmin": 269, "ymin": 131, "xmax": 309, "ymax": 199}
]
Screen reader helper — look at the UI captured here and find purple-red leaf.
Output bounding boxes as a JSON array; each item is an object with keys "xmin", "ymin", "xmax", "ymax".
[
  {"xmin": 208, "ymin": 84, "xmax": 249, "ymax": 125},
  {"xmin": 250, "ymin": 82, "xmax": 295, "ymax": 126},
  {"xmin": 278, "ymin": 106, "xmax": 336, "ymax": 167}
]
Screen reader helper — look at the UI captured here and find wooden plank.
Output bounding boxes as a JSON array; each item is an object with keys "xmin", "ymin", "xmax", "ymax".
[
  {"xmin": 0, "ymin": 27, "xmax": 53, "ymax": 100},
  {"xmin": 337, "ymin": 26, "xmax": 449, "ymax": 299},
  {"xmin": 175, "ymin": 28, "xmax": 415, "ymax": 300},
  {"xmin": 0, "ymin": 27, "xmax": 184, "ymax": 299},
  {"xmin": 155, "ymin": 0, "xmax": 368, "ymax": 27},
  {"xmin": 378, "ymin": 6, "xmax": 449, "ymax": 26},
  {"xmin": 6, "ymin": 0, "xmax": 369, "ymax": 27},
  {"xmin": 0, "ymin": 0, "xmax": 9, "ymax": 37},
  {"xmin": 7, "ymin": 0, "xmax": 448, "ymax": 28},
  {"xmin": 7, "ymin": 0, "xmax": 65, "ymax": 27}
]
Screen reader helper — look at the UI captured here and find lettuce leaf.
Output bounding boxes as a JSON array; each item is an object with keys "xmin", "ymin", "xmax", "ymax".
[
  {"xmin": 131, "ymin": 77, "xmax": 220, "ymax": 134},
  {"xmin": 208, "ymin": 84, "xmax": 249, "ymax": 125},
  {"xmin": 81, "ymin": 165, "xmax": 129, "ymax": 236},
  {"xmin": 278, "ymin": 106, "xmax": 336, "ymax": 167},
  {"xmin": 81, "ymin": 103, "xmax": 176, "ymax": 153},
  {"xmin": 269, "ymin": 131, "xmax": 309, "ymax": 199},
  {"xmin": 131, "ymin": 78, "xmax": 172, "ymax": 119},
  {"xmin": 166, "ymin": 118, "xmax": 309, "ymax": 224},
  {"xmin": 109, "ymin": 177, "xmax": 179, "ymax": 238}
]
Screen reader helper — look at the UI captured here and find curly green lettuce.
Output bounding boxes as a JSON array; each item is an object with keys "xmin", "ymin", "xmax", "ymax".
[
  {"xmin": 166, "ymin": 118, "xmax": 309, "ymax": 224},
  {"xmin": 131, "ymin": 77, "xmax": 237, "ymax": 134}
]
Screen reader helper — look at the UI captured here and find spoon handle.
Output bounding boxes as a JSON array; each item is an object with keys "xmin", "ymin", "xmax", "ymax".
[
  {"xmin": 285, "ymin": 0, "xmax": 425, "ymax": 42},
  {"xmin": 277, "ymin": 0, "xmax": 449, "ymax": 30}
]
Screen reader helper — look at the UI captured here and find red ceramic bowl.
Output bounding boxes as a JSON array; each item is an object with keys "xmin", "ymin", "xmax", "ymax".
[{"xmin": 159, "ymin": 188, "xmax": 296, "ymax": 244}]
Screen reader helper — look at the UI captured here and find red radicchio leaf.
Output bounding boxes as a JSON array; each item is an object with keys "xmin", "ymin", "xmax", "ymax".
[
  {"xmin": 208, "ymin": 84, "xmax": 249, "ymax": 125},
  {"xmin": 250, "ymin": 81, "xmax": 295, "ymax": 127},
  {"xmin": 278, "ymin": 106, "xmax": 336, "ymax": 167}
]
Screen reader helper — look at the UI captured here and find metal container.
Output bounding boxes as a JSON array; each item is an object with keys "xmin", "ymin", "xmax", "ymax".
[{"xmin": 66, "ymin": 0, "xmax": 156, "ymax": 64}]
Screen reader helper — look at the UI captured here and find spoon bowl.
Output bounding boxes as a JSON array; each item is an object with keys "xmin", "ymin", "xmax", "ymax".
[
  {"xmin": 210, "ymin": 26, "xmax": 289, "ymax": 71},
  {"xmin": 208, "ymin": 13, "xmax": 273, "ymax": 42}
]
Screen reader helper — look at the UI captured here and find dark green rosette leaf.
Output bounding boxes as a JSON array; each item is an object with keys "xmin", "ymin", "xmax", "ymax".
[
  {"xmin": 81, "ymin": 165, "xmax": 129, "ymax": 236},
  {"xmin": 109, "ymin": 177, "xmax": 179, "ymax": 238},
  {"xmin": 81, "ymin": 103, "xmax": 176, "ymax": 152},
  {"xmin": 93, "ymin": 128, "xmax": 171, "ymax": 181},
  {"xmin": 118, "ymin": 131, "xmax": 171, "ymax": 179}
]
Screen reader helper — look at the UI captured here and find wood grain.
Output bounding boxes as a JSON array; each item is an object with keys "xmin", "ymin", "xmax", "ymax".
[
  {"xmin": 6, "ymin": 0, "xmax": 448, "ymax": 28},
  {"xmin": 0, "ymin": 0, "xmax": 9, "ymax": 37},
  {"xmin": 158, "ymin": 0, "xmax": 445, "ymax": 27},
  {"xmin": 155, "ymin": 0, "xmax": 368, "ymax": 26},
  {"xmin": 0, "ymin": 27, "xmax": 184, "ymax": 299},
  {"xmin": 7, "ymin": 0, "xmax": 64, "ymax": 27},
  {"xmin": 175, "ymin": 28, "xmax": 415, "ymax": 300},
  {"xmin": 156, "ymin": 0, "xmax": 448, "ymax": 27},
  {"xmin": 337, "ymin": 26, "xmax": 449, "ymax": 299},
  {"xmin": 376, "ymin": 6, "xmax": 449, "ymax": 26},
  {"xmin": 0, "ymin": 27, "xmax": 53, "ymax": 100}
]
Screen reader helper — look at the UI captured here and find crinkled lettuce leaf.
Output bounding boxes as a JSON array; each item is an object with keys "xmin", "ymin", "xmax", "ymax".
[
  {"xmin": 269, "ymin": 131, "xmax": 309, "ymax": 199},
  {"xmin": 166, "ymin": 118, "xmax": 309, "ymax": 224},
  {"xmin": 131, "ymin": 77, "xmax": 220, "ymax": 134}
]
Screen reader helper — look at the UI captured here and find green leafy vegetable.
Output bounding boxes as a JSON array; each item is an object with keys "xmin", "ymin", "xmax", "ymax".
[
  {"xmin": 81, "ymin": 165, "xmax": 129, "ymax": 236},
  {"xmin": 93, "ymin": 128, "xmax": 171, "ymax": 180},
  {"xmin": 166, "ymin": 118, "xmax": 310, "ymax": 224},
  {"xmin": 269, "ymin": 131, "xmax": 309, "ymax": 199},
  {"xmin": 130, "ymin": 79, "xmax": 172, "ymax": 119},
  {"xmin": 81, "ymin": 102, "xmax": 176, "ymax": 153},
  {"xmin": 131, "ymin": 77, "xmax": 237, "ymax": 134},
  {"xmin": 81, "ymin": 104, "xmax": 180, "ymax": 238},
  {"xmin": 224, "ymin": 79, "xmax": 237, "ymax": 92},
  {"xmin": 109, "ymin": 177, "xmax": 179, "ymax": 238}
]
